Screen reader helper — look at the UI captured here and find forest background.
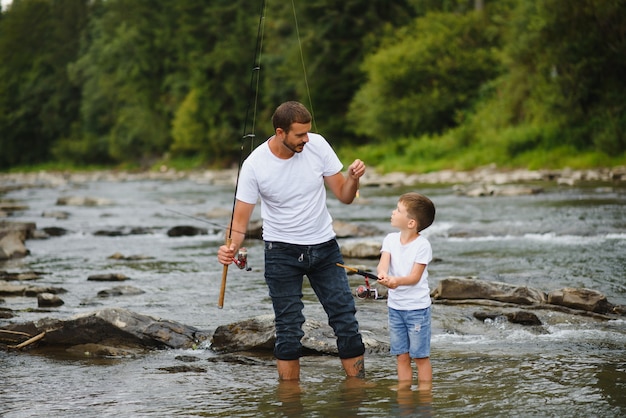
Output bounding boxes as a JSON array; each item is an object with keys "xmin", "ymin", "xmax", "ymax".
[{"xmin": 0, "ymin": 0, "xmax": 624, "ymax": 173}]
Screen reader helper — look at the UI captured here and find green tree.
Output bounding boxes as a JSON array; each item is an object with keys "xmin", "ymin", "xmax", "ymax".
[
  {"xmin": 0, "ymin": 0, "xmax": 90, "ymax": 169},
  {"xmin": 494, "ymin": 0, "xmax": 626, "ymax": 155},
  {"xmin": 166, "ymin": 0, "xmax": 265, "ymax": 164},
  {"xmin": 348, "ymin": 10, "xmax": 502, "ymax": 141},
  {"xmin": 62, "ymin": 0, "xmax": 176, "ymax": 165},
  {"xmin": 273, "ymin": 0, "xmax": 418, "ymax": 145},
  {"xmin": 407, "ymin": 0, "xmax": 485, "ymax": 15},
  {"xmin": 3, "ymin": 0, "xmax": 622, "ymax": 171}
]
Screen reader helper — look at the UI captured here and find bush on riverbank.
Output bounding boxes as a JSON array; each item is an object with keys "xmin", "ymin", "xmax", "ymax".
[{"xmin": 337, "ymin": 142, "xmax": 624, "ymax": 174}]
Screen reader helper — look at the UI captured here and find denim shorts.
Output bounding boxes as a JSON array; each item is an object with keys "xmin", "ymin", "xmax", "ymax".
[
  {"xmin": 264, "ymin": 239, "xmax": 365, "ymax": 361},
  {"xmin": 388, "ymin": 306, "xmax": 431, "ymax": 359}
]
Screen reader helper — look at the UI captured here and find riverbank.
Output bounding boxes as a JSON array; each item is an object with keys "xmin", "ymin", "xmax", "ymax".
[{"xmin": 2, "ymin": 165, "xmax": 626, "ymax": 192}]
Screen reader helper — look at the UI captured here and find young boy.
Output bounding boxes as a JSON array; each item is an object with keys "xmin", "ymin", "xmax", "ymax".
[{"xmin": 377, "ymin": 192, "xmax": 436, "ymax": 382}]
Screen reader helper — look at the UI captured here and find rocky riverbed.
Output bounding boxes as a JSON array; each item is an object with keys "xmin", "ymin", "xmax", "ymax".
[
  {"xmin": 1, "ymin": 166, "xmax": 625, "ymax": 417},
  {"xmin": 2, "ymin": 166, "xmax": 624, "ymax": 357}
]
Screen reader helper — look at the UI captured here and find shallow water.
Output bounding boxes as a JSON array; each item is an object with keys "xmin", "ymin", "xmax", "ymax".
[{"xmin": 1, "ymin": 175, "xmax": 625, "ymax": 417}]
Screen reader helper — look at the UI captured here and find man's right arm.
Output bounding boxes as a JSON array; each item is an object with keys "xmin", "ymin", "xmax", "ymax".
[{"xmin": 217, "ymin": 199, "xmax": 256, "ymax": 265}]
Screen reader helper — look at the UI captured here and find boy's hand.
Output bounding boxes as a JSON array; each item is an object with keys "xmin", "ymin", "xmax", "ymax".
[
  {"xmin": 378, "ymin": 277, "xmax": 399, "ymax": 289},
  {"xmin": 378, "ymin": 275, "xmax": 399, "ymax": 289}
]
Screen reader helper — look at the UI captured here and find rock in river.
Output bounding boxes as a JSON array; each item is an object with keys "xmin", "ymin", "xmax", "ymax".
[
  {"xmin": 210, "ymin": 314, "xmax": 389, "ymax": 356},
  {"xmin": 0, "ymin": 307, "xmax": 211, "ymax": 356}
]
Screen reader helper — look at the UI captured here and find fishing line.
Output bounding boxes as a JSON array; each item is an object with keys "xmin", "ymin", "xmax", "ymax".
[
  {"xmin": 241, "ymin": 0, "xmax": 267, "ymax": 156},
  {"xmin": 232, "ymin": 0, "xmax": 267, "ymax": 215},
  {"xmin": 291, "ymin": 0, "xmax": 317, "ymax": 133}
]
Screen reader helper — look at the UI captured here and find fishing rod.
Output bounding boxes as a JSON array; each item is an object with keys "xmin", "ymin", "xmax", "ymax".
[
  {"xmin": 336, "ymin": 263, "xmax": 382, "ymax": 300},
  {"xmin": 167, "ymin": 209, "xmax": 252, "ymax": 271},
  {"xmin": 218, "ymin": 0, "xmax": 267, "ymax": 308},
  {"xmin": 217, "ymin": 0, "xmax": 317, "ymax": 307}
]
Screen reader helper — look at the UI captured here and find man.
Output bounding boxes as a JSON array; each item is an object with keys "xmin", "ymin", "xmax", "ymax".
[{"xmin": 217, "ymin": 101, "xmax": 366, "ymax": 381}]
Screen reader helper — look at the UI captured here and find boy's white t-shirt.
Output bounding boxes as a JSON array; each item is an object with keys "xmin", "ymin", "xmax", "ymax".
[
  {"xmin": 381, "ymin": 232, "xmax": 432, "ymax": 310},
  {"xmin": 236, "ymin": 132, "xmax": 343, "ymax": 245}
]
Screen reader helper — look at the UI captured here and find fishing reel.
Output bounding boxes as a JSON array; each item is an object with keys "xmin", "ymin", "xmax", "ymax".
[
  {"xmin": 336, "ymin": 263, "xmax": 382, "ymax": 300},
  {"xmin": 355, "ymin": 284, "xmax": 379, "ymax": 300},
  {"xmin": 233, "ymin": 247, "xmax": 252, "ymax": 271}
]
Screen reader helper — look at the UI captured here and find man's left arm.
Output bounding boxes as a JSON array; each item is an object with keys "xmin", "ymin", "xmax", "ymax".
[{"xmin": 325, "ymin": 159, "xmax": 365, "ymax": 204}]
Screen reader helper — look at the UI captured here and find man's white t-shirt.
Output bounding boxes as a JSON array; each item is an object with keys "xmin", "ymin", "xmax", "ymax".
[
  {"xmin": 236, "ymin": 132, "xmax": 343, "ymax": 245},
  {"xmin": 381, "ymin": 233, "xmax": 432, "ymax": 310}
]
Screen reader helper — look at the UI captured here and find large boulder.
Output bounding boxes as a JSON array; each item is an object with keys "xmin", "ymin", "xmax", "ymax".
[
  {"xmin": 431, "ymin": 277, "xmax": 547, "ymax": 305},
  {"xmin": 333, "ymin": 221, "xmax": 382, "ymax": 238},
  {"xmin": 473, "ymin": 310, "xmax": 543, "ymax": 326},
  {"xmin": 432, "ymin": 277, "xmax": 624, "ymax": 316},
  {"xmin": 547, "ymin": 288, "xmax": 615, "ymax": 314},
  {"xmin": 0, "ymin": 221, "xmax": 36, "ymax": 260},
  {"xmin": 0, "ymin": 308, "xmax": 210, "ymax": 355},
  {"xmin": 0, "ymin": 221, "xmax": 36, "ymax": 239},
  {"xmin": 210, "ymin": 314, "xmax": 388, "ymax": 355},
  {"xmin": 37, "ymin": 293, "xmax": 64, "ymax": 308},
  {"xmin": 340, "ymin": 240, "xmax": 381, "ymax": 259},
  {"xmin": 0, "ymin": 232, "xmax": 29, "ymax": 260}
]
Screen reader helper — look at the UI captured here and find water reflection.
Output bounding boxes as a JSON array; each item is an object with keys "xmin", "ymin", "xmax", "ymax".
[
  {"xmin": 276, "ymin": 380, "xmax": 304, "ymax": 416},
  {"xmin": 394, "ymin": 381, "xmax": 433, "ymax": 417},
  {"xmin": 336, "ymin": 377, "xmax": 377, "ymax": 415}
]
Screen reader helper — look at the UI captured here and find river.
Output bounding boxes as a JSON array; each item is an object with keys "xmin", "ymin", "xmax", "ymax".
[{"xmin": 1, "ymin": 171, "xmax": 625, "ymax": 417}]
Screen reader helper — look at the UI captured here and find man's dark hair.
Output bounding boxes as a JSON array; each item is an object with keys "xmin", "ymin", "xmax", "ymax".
[{"xmin": 272, "ymin": 101, "xmax": 312, "ymax": 133}]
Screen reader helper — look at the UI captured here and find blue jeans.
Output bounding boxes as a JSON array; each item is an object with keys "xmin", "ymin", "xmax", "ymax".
[
  {"xmin": 388, "ymin": 306, "xmax": 431, "ymax": 359},
  {"xmin": 264, "ymin": 239, "xmax": 365, "ymax": 360}
]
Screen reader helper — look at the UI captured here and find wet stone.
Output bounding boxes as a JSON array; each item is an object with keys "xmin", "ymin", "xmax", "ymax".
[{"xmin": 87, "ymin": 273, "xmax": 130, "ymax": 282}]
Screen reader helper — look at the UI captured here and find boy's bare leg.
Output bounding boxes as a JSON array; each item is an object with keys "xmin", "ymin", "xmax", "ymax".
[
  {"xmin": 341, "ymin": 355, "xmax": 365, "ymax": 378},
  {"xmin": 415, "ymin": 357, "xmax": 432, "ymax": 382},
  {"xmin": 277, "ymin": 359, "xmax": 300, "ymax": 381},
  {"xmin": 397, "ymin": 353, "xmax": 413, "ymax": 381}
]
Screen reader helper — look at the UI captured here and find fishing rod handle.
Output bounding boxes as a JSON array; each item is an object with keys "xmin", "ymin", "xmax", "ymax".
[{"xmin": 217, "ymin": 237, "xmax": 232, "ymax": 309}]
